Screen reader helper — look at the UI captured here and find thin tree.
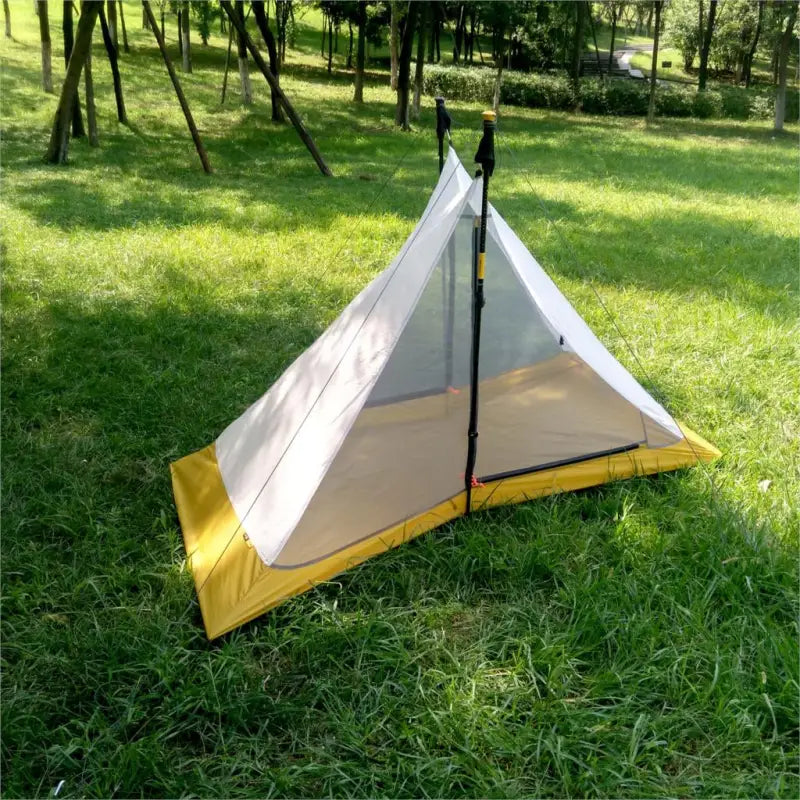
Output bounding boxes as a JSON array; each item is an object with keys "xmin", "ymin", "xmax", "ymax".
[
  {"xmin": 571, "ymin": 1, "xmax": 586, "ymax": 94},
  {"xmin": 220, "ymin": 0, "xmax": 332, "ymax": 175},
  {"xmin": 142, "ymin": 0, "xmax": 212, "ymax": 172},
  {"xmin": 389, "ymin": 1, "xmax": 398, "ymax": 90},
  {"xmin": 63, "ymin": 1, "xmax": 86, "ymax": 137},
  {"xmin": 452, "ymin": 2, "xmax": 464, "ymax": 62},
  {"xmin": 235, "ymin": 0, "xmax": 252, "ymax": 103},
  {"xmin": 3, "ymin": 0, "xmax": 10, "ymax": 38},
  {"xmin": 220, "ymin": 20, "xmax": 233, "ymax": 102},
  {"xmin": 607, "ymin": 2, "xmax": 620, "ymax": 74},
  {"xmin": 82, "ymin": 2, "xmax": 98, "ymax": 145},
  {"xmin": 743, "ymin": 1, "xmax": 765, "ymax": 88},
  {"xmin": 107, "ymin": 0, "xmax": 118, "ymax": 50},
  {"xmin": 180, "ymin": 0, "xmax": 191, "ymax": 72},
  {"xmin": 252, "ymin": 0, "xmax": 284, "ymax": 122},
  {"xmin": 395, "ymin": 1, "xmax": 419, "ymax": 130},
  {"xmin": 98, "ymin": 2, "xmax": 128, "ymax": 123},
  {"xmin": 118, "ymin": 1, "xmax": 129, "ymax": 53},
  {"xmin": 412, "ymin": 1, "xmax": 428, "ymax": 119},
  {"xmin": 775, "ymin": 1, "xmax": 798, "ymax": 131},
  {"xmin": 327, "ymin": 8, "xmax": 332, "ymax": 73},
  {"xmin": 45, "ymin": 2, "xmax": 100, "ymax": 163},
  {"xmin": 647, "ymin": 1, "xmax": 662, "ymax": 122},
  {"xmin": 38, "ymin": 1, "xmax": 53, "ymax": 93},
  {"xmin": 587, "ymin": 7, "xmax": 603, "ymax": 76},
  {"xmin": 698, "ymin": 0, "xmax": 718, "ymax": 91},
  {"xmin": 353, "ymin": 0, "xmax": 366, "ymax": 102}
]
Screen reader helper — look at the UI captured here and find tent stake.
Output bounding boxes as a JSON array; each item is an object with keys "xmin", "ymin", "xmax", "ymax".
[{"xmin": 464, "ymin": 110, "xmax": 496, "ymax": 514}]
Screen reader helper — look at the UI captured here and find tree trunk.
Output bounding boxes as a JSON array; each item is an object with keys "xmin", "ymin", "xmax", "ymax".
[
  {"xmin": 395, "ymin": 1, "xmax": 418, "ymax": 130},
  {"xmin": 118, "ymin": 1, "xmax": 129, "ymax": 52},
  {"xmin": 320, "ymin": 9, "xmax": 325, "ymax": 56},
  {"xmin": 107, "ymin": 0, "xmax": 117, "ymax": 50},
  {"xmin": 142, "ymin": 1, "xmax": 212, "ymax": 173},
  {"xmin": 412, "ymin": 2, "xmax": 428, "ymax": 119},
  {"xmin": 98, "ymin": 3, "xmax": 128, "ymax": 123},
  {"xmin": 83, "ymin": 5, "xmax": 98, "ymax": 146},
  {"xmin": 571, "ymin": 1, "xmax": 586, "ymax": 92},
  {"xmin": 252, "ymin": 0, "xmax": 284, "ymax": 121},
  {"xmin": 45, "ymin": 2, "xmax": 100, "ymax": 163},
  {"xmin": 744, "ymin": 1, "xmax": 765, "ymax": 88},
  {"xmin": 177, "ymin": 8, "xmax": 183, "ymax": 55},
  {"xmin": 142, "ymin": 4, "xmax": 149, "ymax": 29},
  {"xmin": 608, "ymin": 6, "xmax": 617, "ymax": 72},
  {"xmin": 235, "ymin": 0, "xmax": 252, "ymax": 103},
  {"xmin": 353, "ymin": 0, "xmax": 366, "ymax": 102},
  {"xmin": 427, "ymin": 7, "xmax": 435, "ymax": 63},
  {"xmin": 389, "ymin": 1, "xmax": 398, "ymax": 90},
  {"xmin": 160, "ymin": 6, "xmax": 164, "ymax": 39},
  {"xmin": 493, "ymin": 22, "xmax": 505, "ymax": 113},
  {"xmin": 180, "ymin": 1, "xmax": 191, "ymax": 71},
  {"xmin": 221, "ymin": 15, "xmax": 233, "ymax": 102},
  {"xmin": 646, "ymin": 4, "xmax": 653, "ymax": 36},
  {"xmin": 774, "ymin": 1, "xmax": 798, "ymax": 131},
  {"xmin": 647, "ymin": 1, "xmax": 662, "ymax": 122},
  {"xmin": 453, "ymin": 3, "xmax": 464, "ymax": 62},
  {"xmin": 3, "ymin": 0, "xmax": 10, "ymax": 37},
  {"xmin": 327, "ymin": 12, "xmax": 332, "ymax": 73},
  {"xmin": 63, "ymin": 2, "xmax": 85, "ymax": 137},
  {"xmin": 698, "ymin": 0, "xmax": 717, "ymax": 91},
  {"xmin": 588, "ymin": 7, "xmax": 603, "ymax": 76},
  {"xmin": 39, "ymin": 1, "xmax": 54, "ymax": 92},
  {"xmin": 220, "ymin": 1, "xmax": 332, "ymax": 175},
  {"xmin": 347, "ymin": 20, "xmax": 353, "ymax": 69}
]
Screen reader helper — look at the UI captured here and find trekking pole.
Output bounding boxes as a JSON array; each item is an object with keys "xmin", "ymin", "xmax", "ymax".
[
  {"xmin": 435, "ymin": 96, "xmax": 451, "ymax": 174},
  {"xmin": 464, "ymin": 110, "xmax": 496, "ymax": 514}
]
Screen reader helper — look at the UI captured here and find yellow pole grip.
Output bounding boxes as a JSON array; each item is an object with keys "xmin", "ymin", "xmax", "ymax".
[{"xmin": 477, "ymin": 252, "xmax": 486, "ymax": 280}]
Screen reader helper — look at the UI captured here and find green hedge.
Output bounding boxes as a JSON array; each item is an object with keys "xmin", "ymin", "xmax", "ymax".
[{"xmin": 422, "ymin": 64, "xmax": 799, "ymax": 122}]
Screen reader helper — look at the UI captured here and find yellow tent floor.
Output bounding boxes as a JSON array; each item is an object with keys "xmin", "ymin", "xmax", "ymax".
[{"xmin": 171, "ymin": 427, "xmax": 720, "ymax": 639}]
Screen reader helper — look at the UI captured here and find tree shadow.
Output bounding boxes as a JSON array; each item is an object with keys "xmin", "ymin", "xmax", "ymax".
[{"xmin": 492, "ymin": 191, "xmax": 795, "ymax": 320}]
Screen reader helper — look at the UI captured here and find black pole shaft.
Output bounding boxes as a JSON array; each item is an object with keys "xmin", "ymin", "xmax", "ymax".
[
  {"xmin": 435, "ymin": 96, "xmax": 450, "ymax": 175},
  {"xmin": 464, "ymin": 110, "xmax": 496, "ymax": 514}
]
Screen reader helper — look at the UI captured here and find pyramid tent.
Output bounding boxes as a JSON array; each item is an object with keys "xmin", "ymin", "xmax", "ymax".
[{"xmin": 171, "ymin": 147, "xmax": 720, "ymax": 639}]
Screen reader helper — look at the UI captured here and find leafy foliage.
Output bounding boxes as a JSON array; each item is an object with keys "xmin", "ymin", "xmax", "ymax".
[{"xmin": 423, "ymin": 64, "xmax": 799, "ymax": 121}]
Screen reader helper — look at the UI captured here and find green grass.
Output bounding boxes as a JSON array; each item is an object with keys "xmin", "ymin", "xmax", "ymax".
[
  {"xmin": 593, "ymin": 22, "xmax": 655, "ymax": 53},
  {"xmin": 2, "ymin": 4, "xmax": 799, "ymax": 798},
  {"xmin": 631, "ymin": 46, "xmax": 798, "ymax": 87},
  {"xmin": 631, "ymin": 47, "xmax": 696, "ymax": 83}
]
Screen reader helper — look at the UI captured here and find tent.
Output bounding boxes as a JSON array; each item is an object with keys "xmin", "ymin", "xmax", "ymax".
[{"xmin": 171, "ymin": 130, "xmax": 719, "ymax": 639}]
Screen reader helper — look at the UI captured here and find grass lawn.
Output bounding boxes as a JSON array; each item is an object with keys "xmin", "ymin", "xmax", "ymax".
[
  {"xmin": 630, "ymin": 46, "xmax": 798, "ymax": 88},
  {"xmin": 593, "ymin": 22, "xmax": 655, "ymax": 53},
  {"xmin": 2, "ymin": 4, "xmax": 798, "ymax": 798}
]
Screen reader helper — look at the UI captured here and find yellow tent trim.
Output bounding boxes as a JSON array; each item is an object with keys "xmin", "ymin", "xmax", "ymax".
[{"xmin": 171, "ymin": 426, "xmax": 720, "ymax": 639}]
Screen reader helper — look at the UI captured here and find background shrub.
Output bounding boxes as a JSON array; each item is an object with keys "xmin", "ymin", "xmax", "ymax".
[{"xmin": 423, "ymin": 64, "xmax": 798, "ymax": 122}]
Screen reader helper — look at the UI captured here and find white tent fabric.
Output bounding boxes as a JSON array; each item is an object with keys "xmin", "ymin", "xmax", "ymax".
[
  {"xmin": 217, "ymin": 151, "xmax": 479, "ymax": 565},
  {"xmin": 213, "ymin": 149, "xmax": 683, "ymax": 569}
]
